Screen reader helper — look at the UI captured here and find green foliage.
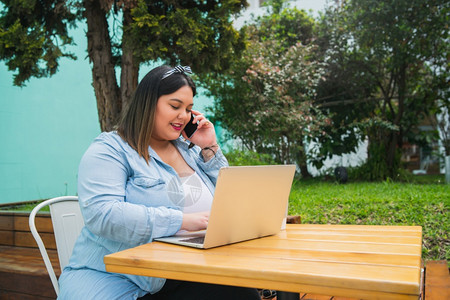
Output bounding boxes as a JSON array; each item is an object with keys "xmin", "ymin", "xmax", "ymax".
[
  {"xmin": 1, "ymin": 0, "xmax": 250, "ymax": 131},
  {"xmin": 224, "ymin": 149, "xmax": 276, "ymax": 166},
  {"xmin": 253, "ymin": 0, "xmax": 316, "ymax": 48},
  {"xmin": 0, "ymin": 0, "xmax": 79, "ymax": 86},
  {"xmin": 316, "ymin": 0, "xmax": 449, "ymax": 179},
  {"xmin": 288, "ymin": 180, "xmax": 450, "ymax": 263},
  {"xmin": 201, "ymin": 3, "xmax": 330, "ymax": 176},
  {"xmin": 0, "ymin": 0, "xmax": 248, "ymax": 85},
  {"xmin": 128, "ymin": 0, "xmax": 247, "ymax": 72},
  {"xmin": 241, "ymin": 41, "xmax": 330, "ymax": 167}
]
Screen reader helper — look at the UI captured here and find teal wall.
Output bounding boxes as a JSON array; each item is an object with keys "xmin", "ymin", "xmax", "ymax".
[
  {"xmin": 0, "ymin": 26, "xmax": 215, "ymax": 205},
  {"xmin": 0, "ymin": 25, "xmax": 101, "ymax": 204}
]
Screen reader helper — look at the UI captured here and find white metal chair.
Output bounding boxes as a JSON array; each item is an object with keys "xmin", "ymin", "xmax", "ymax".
[{"xmin": 29, "ymin": 196, "xmax": 84, "ymax": 296}]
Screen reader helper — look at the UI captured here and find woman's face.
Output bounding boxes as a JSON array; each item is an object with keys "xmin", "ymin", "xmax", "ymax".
[{"xmin": 152, "ymin": 85, "xmax": 194, "ymax": 142}]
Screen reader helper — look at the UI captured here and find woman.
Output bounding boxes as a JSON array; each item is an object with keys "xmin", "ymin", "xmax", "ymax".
[{"xmin": 57, "ymin": 65, "xmax": 260, "ymax": 299}]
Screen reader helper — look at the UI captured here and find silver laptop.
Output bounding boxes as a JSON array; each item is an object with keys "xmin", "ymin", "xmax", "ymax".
[{"xmin": 155, "ymin": 164, "xmax": 296, "ymax": 249}]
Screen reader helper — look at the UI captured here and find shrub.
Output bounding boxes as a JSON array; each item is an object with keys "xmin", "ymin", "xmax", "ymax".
[{"xmin": 224, "ymin": 150, "xmax": 276, "ymax": 166}]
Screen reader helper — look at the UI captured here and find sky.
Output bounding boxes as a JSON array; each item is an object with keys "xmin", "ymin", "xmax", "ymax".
[
  {"xmin": 234, "ymin": 0, "xmax": 329, "ymax": 28},
  {"xmin": 294, "ymin": 0, "xmax": 328, "ymax": 13}
]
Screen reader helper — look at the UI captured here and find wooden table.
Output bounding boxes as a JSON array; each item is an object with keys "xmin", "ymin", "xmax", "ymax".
[{"xmin": 104, "ymin": 224, "xmax": 423, "ymax": 300}]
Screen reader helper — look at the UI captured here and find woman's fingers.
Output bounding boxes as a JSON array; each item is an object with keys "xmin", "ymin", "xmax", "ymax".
[
  {"xmin": 181, "ymin": 211, "xmax": 209, "ymax": 231},
  {"xmin": 191, "ymin": 110, "xmax": 211, "ymax": 128}
]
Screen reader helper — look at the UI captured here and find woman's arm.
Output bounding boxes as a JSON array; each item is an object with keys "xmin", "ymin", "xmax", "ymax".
[{"xmin": 77, "ymin": 136, "xmax": 183, "ymax": 246}]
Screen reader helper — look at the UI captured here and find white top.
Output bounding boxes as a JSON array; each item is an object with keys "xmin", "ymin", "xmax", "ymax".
[{"xmin": 180, "ymin": 171, "xmax": 213, "ymax": 213}]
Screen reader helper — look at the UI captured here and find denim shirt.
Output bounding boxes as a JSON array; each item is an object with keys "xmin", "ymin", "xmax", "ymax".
[{"xmin": 64, "ymin": 131, "xmax": 228, "ymax": 294}]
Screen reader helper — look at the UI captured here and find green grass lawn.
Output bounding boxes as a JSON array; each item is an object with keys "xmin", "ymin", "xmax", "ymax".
[{"xmin": 288, "ymin": 177, "xmax": 449, "ymax": 264}]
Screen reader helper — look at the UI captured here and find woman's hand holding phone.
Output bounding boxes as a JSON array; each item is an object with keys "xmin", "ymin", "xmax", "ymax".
[{"xmin": 182, "ymin": 109, "xmax": 217, "ymax": 150}]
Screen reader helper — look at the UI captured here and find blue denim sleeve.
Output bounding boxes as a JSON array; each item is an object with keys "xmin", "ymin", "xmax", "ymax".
[{"xmin": 77, "ymin": 137, "xmax": 183, "ymax": 246}]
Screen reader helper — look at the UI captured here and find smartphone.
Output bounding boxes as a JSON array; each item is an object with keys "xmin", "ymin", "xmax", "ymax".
[{"xmin": 183, "ymin": 113, "xmax": 198, "ymax": 138}]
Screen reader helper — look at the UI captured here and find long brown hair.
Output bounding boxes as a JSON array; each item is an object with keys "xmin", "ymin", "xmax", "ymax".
[{"xmin": 117, "ymin": 65, "xmax": 196, "ymax": 163}]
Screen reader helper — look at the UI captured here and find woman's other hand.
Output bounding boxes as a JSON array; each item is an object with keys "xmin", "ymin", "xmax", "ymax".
[{"xmin": 181, "ymin": 211, "xmax": 209, "ymax": 231}]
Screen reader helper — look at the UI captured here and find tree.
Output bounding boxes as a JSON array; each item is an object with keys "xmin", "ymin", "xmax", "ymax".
[
  {"xmin": 316, "ymin": 0, "xmax": 449, "ymax": 179},
  {"xmin": 201, "ymin": 2, "xmax": 331, "ymax": 177},
  {"xmin": 313, "ymin": 5, "xmax": 379, "ymax": 169},
  {"xmin": 0, "ymin": 0, "xmax": 248, "ymax": 131},
  {"xmin": 251, "ymin": 0, "xmax": 315, "ymax": 48}
]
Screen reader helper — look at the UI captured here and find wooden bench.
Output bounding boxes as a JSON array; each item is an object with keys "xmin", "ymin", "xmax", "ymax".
[
  {"xmin": 0, "ymin": 245, "xmax": 60, "ymax": 299},
  {"xmin": 1, "ymin": 212, "xmax": 448, "ymax": 300},
  {"xmin": 0, "ymin": 211, "xmax": 60, "ymax": 299}
]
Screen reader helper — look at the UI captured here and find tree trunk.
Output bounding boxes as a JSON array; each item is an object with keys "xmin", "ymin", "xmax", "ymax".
[
  {"xmin": 385, "ymin": 65, "xmax": 406, "ymax": 177},
  {"xmin": 385, "ymin": 132, "xmax": 399, "ymax": 177},
  {"xmin": 120, "ymin": 7, "xmax": 139, "ymax": 112},
  {"xmin": 295, "ymin": 142, "xmax": 312, "ymax": 178},
  {"xmin": 299, "ymin": 164, "xmax": 311, "ymax": 178},
  {"xmin": 84, "ymin": 0, "xmax": 121, "ymax": 132}
]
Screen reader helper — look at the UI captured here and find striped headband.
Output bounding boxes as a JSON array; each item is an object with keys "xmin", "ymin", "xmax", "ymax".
[{"xmin": 161, "ymin": 65, "xmax": 193, "ymax": 80}]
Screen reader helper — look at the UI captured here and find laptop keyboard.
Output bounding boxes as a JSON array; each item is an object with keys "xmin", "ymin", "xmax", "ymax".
[{"xmin": 180, "ymin": 236, "xmax": 205, "ymax": 244}]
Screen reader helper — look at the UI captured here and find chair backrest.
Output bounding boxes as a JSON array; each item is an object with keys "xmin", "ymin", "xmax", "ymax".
[
  {"xmin": 49, "ymin": 199, "xmax": 85, "ymax": 270},
  {"xmin": 29, "ymin": 196, "xmax": 84, "ymax": 296}
]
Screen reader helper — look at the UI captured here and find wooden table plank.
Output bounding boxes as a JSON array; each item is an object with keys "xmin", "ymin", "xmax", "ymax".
[
  {"xmin": 238, "ymin": 236, "xmax": 422, "ymax": 256},
  {"xmin": 106, "ymin": 264, "xmax": 419, "ymax": 300},
  {"xmin": 285, "ymin": 231, "xmax": 422, "ymax": 244},
  {"xmin": 148, "ymin": 242, "xmax": 421, "ymax": 267},
  {"xmin": 106, "ymin": 246, "xmax": 420, "ymax": 291}
]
